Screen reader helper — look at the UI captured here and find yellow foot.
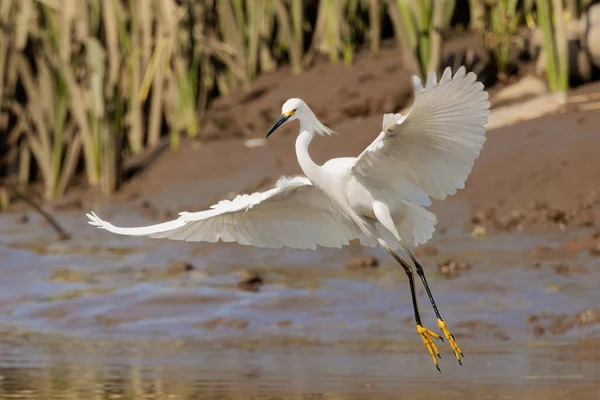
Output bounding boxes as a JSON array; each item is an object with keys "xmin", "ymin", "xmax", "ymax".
[
  {"xmin": 438, "ymin": 319, "xmax": 463, "ymax": 365},
  {"xmin": 416, "ymin": 324, "xmax": 443, "ymax": 371}
]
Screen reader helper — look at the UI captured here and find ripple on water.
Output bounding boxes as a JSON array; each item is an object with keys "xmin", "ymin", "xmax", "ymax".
[{"xmin": 1, "ymin": 211, "xmax": 600, "ymax": 397}]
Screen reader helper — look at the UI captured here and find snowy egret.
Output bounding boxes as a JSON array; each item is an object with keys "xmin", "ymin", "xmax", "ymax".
[{"xmin": 87, "ymin": 66, "xmax": 489, "ymax": 371}]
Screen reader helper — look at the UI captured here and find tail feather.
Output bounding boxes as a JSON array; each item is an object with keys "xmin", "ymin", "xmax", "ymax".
[{"xmin": 393, "ymin": 201, "xmax": 438, "ymax": 247}]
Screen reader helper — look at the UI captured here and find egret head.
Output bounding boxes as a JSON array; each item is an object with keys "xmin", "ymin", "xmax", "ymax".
[{"xmin": 265, "ymin": 98, "xmax": 333, "ymax": 138}]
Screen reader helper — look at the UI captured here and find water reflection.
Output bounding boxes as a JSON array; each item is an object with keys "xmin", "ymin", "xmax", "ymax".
[{"xmin": 0, "ymin": 335, "xmax": 599, "ymax": 399}]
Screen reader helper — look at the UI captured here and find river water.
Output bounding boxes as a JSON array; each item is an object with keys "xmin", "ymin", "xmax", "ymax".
[{"xmin": 0, "ymin": 207, "xmax": 599, "ymax": 399}]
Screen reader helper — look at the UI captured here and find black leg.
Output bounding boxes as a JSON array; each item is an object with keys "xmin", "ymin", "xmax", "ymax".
[
  {"xmin": 400, "ymin": 242, "xmax": 464, "ymax": 364},
  {"xmin": 400, "ymin": 242, "xmax": 443, "ymax": 320},
  {"xmin": 382, "ymin": 243, "xmax": 422, "ymax": 326},
  {"xmin": 380, "ymin": 241, "xmax": 443, "ymax": 371}
]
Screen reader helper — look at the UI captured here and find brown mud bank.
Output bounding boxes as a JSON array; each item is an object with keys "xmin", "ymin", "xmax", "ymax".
[{"xmin": 80, "ymin": 79, "xmax": 600, "ymax": 241}]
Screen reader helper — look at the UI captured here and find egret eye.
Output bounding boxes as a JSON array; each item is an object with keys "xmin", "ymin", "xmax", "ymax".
[{"xmin": 292, "ymin": 108, "xmax": 297, "ymax": 113}]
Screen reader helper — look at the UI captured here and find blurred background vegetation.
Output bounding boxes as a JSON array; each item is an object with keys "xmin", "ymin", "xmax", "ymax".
[{"xmin": 0, "ymin": 0, "xmax": 595, "ymax": 203}]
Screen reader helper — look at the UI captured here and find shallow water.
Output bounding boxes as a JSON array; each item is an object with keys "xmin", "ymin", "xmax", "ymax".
[{"xmin": 1, "ymin": 208, "xmax": 599, "ymax": 399}]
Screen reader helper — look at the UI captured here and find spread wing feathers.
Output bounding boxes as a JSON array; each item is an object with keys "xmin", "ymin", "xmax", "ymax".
[
  {"xmin": 352, "ymin": 66, "xmax": 490, "ymax": 201},
  {"xmin": 87, "ymin": 176, "xmax": 377, "ymax": 250}
]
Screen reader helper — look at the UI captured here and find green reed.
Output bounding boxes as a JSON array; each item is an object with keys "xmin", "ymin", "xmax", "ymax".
[
  {"xmin": 536, "ymin": 0, "xmax": 569, "ymax": 92},
  {"xmin": 0, "ymin": 0, "xmax": 583, "ymax": 203}
]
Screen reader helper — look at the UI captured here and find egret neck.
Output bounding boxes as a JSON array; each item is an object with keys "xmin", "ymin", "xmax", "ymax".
[{"xmin": 295, "ymin": 127, "xmax": 322, "ymax": 186}]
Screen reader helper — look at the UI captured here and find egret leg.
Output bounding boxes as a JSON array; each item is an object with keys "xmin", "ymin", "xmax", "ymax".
[
  {"xmin": 371, "ymin": 201, "xmax": 442, "ymax": 371},
  {"xmin": 378, "ymin": 240, "xmax": 442, "ymax": 371},
  {"xmin": 399, "ymin": 241, "xmax": 464, "ymax": 365}
]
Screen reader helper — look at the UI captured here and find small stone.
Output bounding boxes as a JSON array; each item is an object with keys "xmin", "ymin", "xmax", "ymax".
[
  {"xmin": 224, "ymin": 320, "xmax": 249, "ymax": 330},
  {"xmin": 437, "ymin": 259, "xmax": 471, "ymax": 279},
  {"xmin": 496, "ymin": 211, "xmax": 523, "ymax": 231},
  {"xmin": 456, "ymin": 261, "xmax": 472, "ymax": 270},
  {"xmin": 533, "ymin": 325, "xmax": 545, "ymax": 337},
  {"xmin": 554, "ymin": 263, "xmax": 587, "ymax": 277},
  {"xmin": 471, "ymin": 208, "xmax": 494, "ymax": 224},
  {"xmin": 530, "ymin": 245, "xmax": 554, "ymax": 257},
  {"xmin": 196, "ymin": 317, "xmax": 224, "ymax": 330},
  {"xmin": 18, "ymin": 214, "xmax": 29, "ymax": 224},
  {"xmin": 414, "ymin": 245, "xmax": 438, "ymax": 257},
  {"xmin": 238, "ymin": 274, "xmax": 264, "ymax": 292},
  {"xmin": 550, "ymin": 315, "xmax": 574, "ymax": 335},
  {"xmin": 167, "ymin": 260, "xmax": 195, "ymax": 275},
  {"xmin": 547, "ymin": 209, "xmax": 567, "ymax": 224},
  {"xmin": 160, "ymin": 209, "xmax": 176, "ymax": 220},
  {"xmin": 276, "ymin": 320, "xmax": 293, "ymax": 327},
  {"xmin": 589, "ymin": 243, "xmax": 600, "ymax": 257},
  {"xmin": 346, "ymin": 256, "xmax": 379, "ymax": 269},
  {"xmin": 574, "ymin": 309, "xmax": 600, "ymax": 326}
]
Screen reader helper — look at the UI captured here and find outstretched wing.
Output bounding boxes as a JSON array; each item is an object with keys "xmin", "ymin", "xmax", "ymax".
[
  {"xmin": 351, "ymin": 66, "xmax": 490, "ymax": 202},
  {"xmin": 87, "ymin": 176, "xmax": 376, "ymax": 250}
]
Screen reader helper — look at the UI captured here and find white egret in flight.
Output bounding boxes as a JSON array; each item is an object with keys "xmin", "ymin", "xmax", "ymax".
[{"xmin": 87, "ymin": 66, "xmax": 489, "ymax": 371}]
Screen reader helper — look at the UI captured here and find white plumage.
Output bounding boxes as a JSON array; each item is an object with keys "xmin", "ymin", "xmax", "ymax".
[
  {"xmin": 87, "ymin": 66, "xmax": 489, "ymax": 253},
  {"xmin": 88, "ymin": 176, "xmax": 374, "ymax": 250}
]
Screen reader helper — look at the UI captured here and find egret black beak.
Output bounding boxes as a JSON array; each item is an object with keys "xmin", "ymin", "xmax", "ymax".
[{"xmin": 265, "ymin": 114, "xmax": 290, "ymax": 138}]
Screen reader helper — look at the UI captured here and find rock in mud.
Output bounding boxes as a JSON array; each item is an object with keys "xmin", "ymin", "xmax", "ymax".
[
  {"xmin": 224, "ymin": 320, "xmax": 249, "ymax": 330},
  {"xmin": 238, "ymin": 274, "xmax": 264, "ymax": 292},
  {"xmin": 532, "ymin": 325, "xmax": 546, "ymax": 337},
  {"xmin": 470, "ymin": 207, "xmax": 495, "ymax": 224},
  {"xmin": 346, "ymin": 255, "xmax": 379, "ymax": 269},
  {"xmin": 139, "ymin": 200, "xmax": 159, "ymax": 219},
  {"xmin": 589, "ymin": 243, "xmax": 600, "ymax": 257},
  {"xmin": 167, "ymin": 260, "xmax": 195, "ymax": 275},
  {"xmin": 575, "ymin": 309, "xmax": 600, "ymax": 327},
  {"xmin": 547, "ymin": 208, "xmax": 568, "ymax": 224},
  {"xmin": 528, "ymin": 313, "xmax": 576, "ymax": 335},
  {"xmin": 495, "ymin": 210, "xmax": 524, "ymax": 231},
  {"xmin": 18, "ymin": 214, "xmax": 29, "ymax": 224},
  {"xmin": 437, "ymin": 259, "xmax": 472, "ymax": 279},
  {"xmin": 414, "ymin": 245, "xmax": 438, "ymax": 257},
  {"xmin": 551, "ymin": 315, "xmax": 575, "ymax": 335},
  {"xmin": 530, "ymin": 245, "xmax": 555, "ymax": 257},
  {"xmin": 195, "ymin": 317, "xmax": 224, "ymax": 330},
  {"xmin": 159, "ymin": 209, "xmax": 176, "ymax": 220},
  {"xmin": 554, "ymin": 262, "xmax": 588, "ymax": 277}
]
